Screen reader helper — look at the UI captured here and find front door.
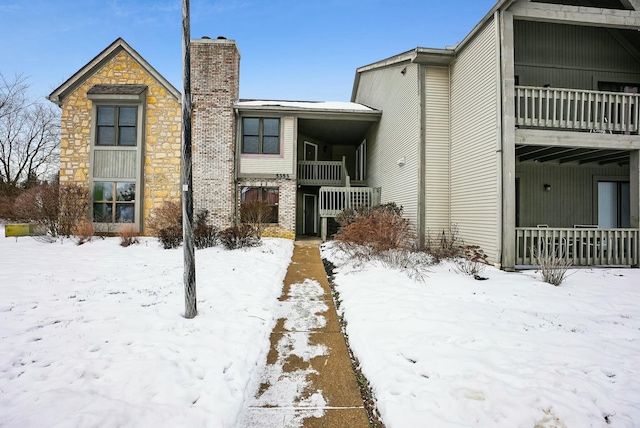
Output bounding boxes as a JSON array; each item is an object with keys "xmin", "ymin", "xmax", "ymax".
[
  {"xmin": 304, "ymin": 141, "xmax": 318, "ymax": 161},
  {"xmin": 303, "ymin": 194, "xmax": 318, "ymax": 235}
]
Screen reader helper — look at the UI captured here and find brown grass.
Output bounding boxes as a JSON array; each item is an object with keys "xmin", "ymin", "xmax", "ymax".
[{"xmin": 119, "ymin": 224, "xmax": 140, "ymax": 247}]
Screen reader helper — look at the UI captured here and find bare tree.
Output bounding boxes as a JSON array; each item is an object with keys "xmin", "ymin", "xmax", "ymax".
[{"xmin": 0, "ymin": 73, "xmax": 60, "ymax": 195}]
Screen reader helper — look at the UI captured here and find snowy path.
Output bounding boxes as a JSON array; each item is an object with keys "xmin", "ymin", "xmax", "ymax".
[{"xmin": 239, "ymin": 239, "xmax": 368, "ymax": 428}]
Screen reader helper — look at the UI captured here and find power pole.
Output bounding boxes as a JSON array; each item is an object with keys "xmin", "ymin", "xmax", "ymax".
[{"xmin": 182, "ymin": 0, "xmax": 197, "ymax": 319}]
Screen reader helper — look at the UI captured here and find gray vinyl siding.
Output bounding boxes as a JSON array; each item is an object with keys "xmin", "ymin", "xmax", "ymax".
[
  {"xmin": 354, "ymin": 63, "xmax": 421, "ymax": 229},
  {"xmin": 424, "ymin": 66, "xmax": 451, "ymax": 235},
  {"xmin": 514, "ymin": 20, "xmax": 640, "ymax": 89},
  {"xmin": 450, "ymin": 19, "xmax": 500, "ymax": 262},
  {"xmin": 93, "ymin": 150, "xmax": 137, "ymax": 179},
  {"xmin": 516, "ymin": 163, "xmax": 630, "ymax": 227}
]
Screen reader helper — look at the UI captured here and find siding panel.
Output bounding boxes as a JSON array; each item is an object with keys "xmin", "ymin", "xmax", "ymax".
[
  {"xmin": 354, "ymin": 63, "xmax": 421, "ymax": 228},
  {"xmin": 93, "ymin": 150, "xmax": 137, "ymax": 179},
  {"xmin": 425, "ymin": 66, "xmax": 451, "ymax": 234},
  {"xmin": 516, "ymin": 163, "xmax": 630, "ymax": 227},
  {"xmin": 450, "ymin": 20, "xmax": 500, "ymax": 262},
  {"xmin": 514, "ymin": 20, "xmax": 640, "ymax": 89}
]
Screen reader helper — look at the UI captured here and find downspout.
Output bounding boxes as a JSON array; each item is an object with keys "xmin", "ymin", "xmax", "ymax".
[
  {"xmin": 233, "ymin": 107, "xmax": 240, "ymax": 224},
  {"xmin": 495, "ymin": 9, "xmax": 504, "ymax": 267},
  {"xmin": 418, "ymin": 63, "xmax": 427, "ymax": 248}
]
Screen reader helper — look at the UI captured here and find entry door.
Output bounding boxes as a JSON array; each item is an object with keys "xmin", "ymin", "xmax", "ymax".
[
  {"xmin": 598, "ymin": 181, "xmax": 630, "ymax": 228},
  {"xmin": 303, "ymin": 194, "xmax": 318, "ymax": 235},
  {"xmin": 304, "ymin": 141, "xmax": 318, "ymax": 161}
]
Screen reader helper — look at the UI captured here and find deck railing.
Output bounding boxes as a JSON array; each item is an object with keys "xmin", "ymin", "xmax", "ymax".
[
  {"xmin": 515, "ymin": 86, "xmax": 639, "ymax": 133},
  {"xmin": 297, "ymin": 158, "xmax": 348, "ymax": 186},
  {"xmin": 516, "ymin": 227, "xmax": 639, "ymax": 266},
  {"xmin": 319, "ymin": 187, "xmax": 381, "ymax": 218}
]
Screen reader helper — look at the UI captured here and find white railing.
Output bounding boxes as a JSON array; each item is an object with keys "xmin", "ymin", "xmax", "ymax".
[
  {"xmin": 515, "ymin": 86, "xmax": 639, "ymax": 133},
  {"xmin": 319, "ymin": 187, "xmax": 381, "ymax": 218},
  {"xmin": 516, "ymin": 227, "xmax": 638, "ymax": 266},
  {"xmin": 297, "ymin": 158, "xmax": 347, "ymax": 186}
]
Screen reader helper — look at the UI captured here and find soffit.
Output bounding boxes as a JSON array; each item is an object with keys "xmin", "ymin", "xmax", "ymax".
[{"xmin": 516, "ymin": 144, "xmax": 630, "ymax": 165}]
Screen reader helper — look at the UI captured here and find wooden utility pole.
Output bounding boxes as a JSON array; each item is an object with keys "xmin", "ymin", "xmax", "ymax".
[{"xmin": 182, "ymin": 0, "xmax": 197, "ymax": 318}]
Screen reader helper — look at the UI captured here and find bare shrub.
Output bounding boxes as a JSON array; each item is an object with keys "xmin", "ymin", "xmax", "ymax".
[
  {"xmin": 334, "ymin": 203, "xmax": 414, "ymax": 254},
  {"xmin": 119, "ymin": 224, "xmax": 140, "ymax": 247},
  {"xmin": 454, "ymin": 245, "xmax": 489, "ymax": 279},
  {"xmin": 425, "ymin": 223, "xmax": 462, "ymax": 262},
  {"xmin": 148, "ymin": 201, "xmax": 182, "ymax": 249},
  {"xmin": 13, "ymin": 183, "xmax": 61, "ymax": 239},
  {"xmin": 58, "ymin": 184, "xmax": 89, "ymax": 237},
  {"xmin": 378, "ymin": 249, "xmax": 433, "ymax": 283},
  {"xmin": 240, "ymin": 200, "xmax": 273, "ymax": 237},
  {"xmin": 73, "ymin": 220, "xmax": 94, "ymax": 245},
  {"xmin": 219, "ymin": 224, "xmax": 259, "ymax": 250},
  {"xmin": 194, "ymin": 209, "xmax": 218, "ymax": 249},
  {"xmin": 533, "ymin": 245, "xmax": 572, "ymax": 286},
  {"xmin": 335, "ymin": 207, "xmax": 357, "ymax": 227}
]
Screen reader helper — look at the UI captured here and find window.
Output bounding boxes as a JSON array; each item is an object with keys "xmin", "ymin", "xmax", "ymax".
[
  {"xmin": 242, "ymin": 118, "xmax": 280, "ymax": 154},
  {"xmin": 93, "ymin": 181, "xmax": 136, "ymax": 223},
  {"xmin": 241, "ymin": 186, "xmax": 279, "ymax": 223},
  {"xmin": 96, "ymin": 106, "xmax": 137, "ymax": 146}
]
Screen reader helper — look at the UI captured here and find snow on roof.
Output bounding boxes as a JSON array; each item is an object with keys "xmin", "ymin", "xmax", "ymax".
[{"xmin": 236, "ymin": 99, "xmax": 375, "ymax": 112}]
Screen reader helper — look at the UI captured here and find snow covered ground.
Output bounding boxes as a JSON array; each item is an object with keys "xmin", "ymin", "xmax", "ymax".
[
  {"xmin": 2, "ymin": 224, "xmax": 639, "ymax": 428},
  {"xmin": 322, "ymin": 243, "xmax": 640, "ymax": 428},
  {"xmin": 0, "ymin": 226, "xmax": 293, "ymax": 427}
]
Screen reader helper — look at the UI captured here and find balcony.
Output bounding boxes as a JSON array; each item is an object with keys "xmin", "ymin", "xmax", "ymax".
[
  {"xmin": 319, "ymin": 187, "xmax": 381, "ymax": 218},
  {"xmin": 297, "ymin": 158, "xmax": 349, "ymax": 186},
  {"xmin": 515, "ymin": 86, "xmax": 639, "ymax": 134},
  {"xmin": 516, "ymin": 227, "xmax": 639, "ymax": 267}
]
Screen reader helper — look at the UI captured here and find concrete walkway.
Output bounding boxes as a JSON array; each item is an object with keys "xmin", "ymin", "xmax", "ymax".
[{"xmin": 240, "ymin": 238, "xmax": 369, "ymax": 428}]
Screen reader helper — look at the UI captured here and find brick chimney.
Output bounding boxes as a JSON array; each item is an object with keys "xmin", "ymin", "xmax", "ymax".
[{"xmin": 190, "ymin": 37, "xmax": 240, "ymax": 228}]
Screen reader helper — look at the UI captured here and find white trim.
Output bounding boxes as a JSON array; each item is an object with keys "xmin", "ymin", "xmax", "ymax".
[{"xmin": 303, "ymin": 141, "xmax": 318, "ymax": 161}]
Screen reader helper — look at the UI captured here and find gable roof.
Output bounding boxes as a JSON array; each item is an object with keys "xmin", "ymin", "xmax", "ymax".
[{"xmin": 48, "ymin": 38, "xmax": 180, "ymax": 106}]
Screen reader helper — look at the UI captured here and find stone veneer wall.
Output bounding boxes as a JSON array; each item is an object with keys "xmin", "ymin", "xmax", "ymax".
[
  {"xmin": 237, "ymin": 178, "xmax": 296, "ymax": 239},
  {"xmin": 191, "ymin": 38, "xmax": 240, "ymax": 229},
  {"xmin": 58, "ymin": 50, "xmax": 181, "ymax": 234}
]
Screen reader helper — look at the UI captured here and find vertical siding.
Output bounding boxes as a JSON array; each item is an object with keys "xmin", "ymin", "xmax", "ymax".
[
  {"xmin": 514, "ymin": 20, "xmax": 640, "ymax": 89},
  {"xmin": 516, "ymin": 163, "xmax": 630, "ymax": 227},
  {"xmin": 354, "ymin": 63, "xmax": 421, "ymax": 228},
  {"xmin": 239, "ymin": 116, "xmax": 295, "ymax": 175},
  {"xmin": 450, "ymin": 20, "xmax": 500, "ymax": 262},
  {"xmin": 93, "ymin": 150, "xmax": 137, "ymax": 179},
  {"xmin": 425, "ymin": 66, "xmax": 451, "ymax": 234}
]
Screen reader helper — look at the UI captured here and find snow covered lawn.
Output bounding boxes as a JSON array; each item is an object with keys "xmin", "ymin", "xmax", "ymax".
[
  {"xmin": 323, "ymin": 243, "xmax": 640, "ymax": 428},
  {"xmin": 0, "ymin": 227, "xmax": 293, "ymax": 427}
]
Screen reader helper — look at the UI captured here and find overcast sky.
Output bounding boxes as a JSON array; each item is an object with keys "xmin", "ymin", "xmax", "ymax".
[{"xmin": 1, "ymin": 0, "xmax": 497, "ymax": 102}]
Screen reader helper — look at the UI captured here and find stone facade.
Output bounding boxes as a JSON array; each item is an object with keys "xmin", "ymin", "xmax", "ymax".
[
  {"xmin": 191, "ymin": 38, "xmax": 240, "ymax": 229},
  {"xmin": 57, "ymin": 48, "xmax": 181, "ymax": 234}
]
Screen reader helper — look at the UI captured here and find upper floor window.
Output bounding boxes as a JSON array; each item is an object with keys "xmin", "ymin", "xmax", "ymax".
[
  {"xmin": 96, "ymin": 106, "xmax": 137, "ymax": 146},
  {"xmin": 242, "ymin": 117, "xmax": 280, "ymax": 154}
]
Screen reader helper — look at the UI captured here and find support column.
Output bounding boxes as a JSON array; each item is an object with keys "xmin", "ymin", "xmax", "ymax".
[
  {"xmin": 321, "ymin": 217, "xmax": 328, "ymax": 241},
  {"xmin": 631, "ymin": 150, "xmax": 639, "ymax": 228},
  {"xmin": 500, "ymin": 11, "xmax": 517, "ymax": 271}
]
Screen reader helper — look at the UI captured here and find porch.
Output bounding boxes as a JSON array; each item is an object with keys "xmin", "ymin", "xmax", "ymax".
[
  {"xmin": 318, "ymin": 186, "xmax": 381, "ymax": 240},
  {"xmin": 516, "ymin": 227, "xmax": 639, "ymax": 266}
]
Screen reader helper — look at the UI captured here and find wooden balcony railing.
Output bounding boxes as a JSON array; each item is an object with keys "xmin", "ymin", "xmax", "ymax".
[
  {"xmin": 298, "ymin": 158, "xmax": 349, "ymax": 186},
  {"xmin": 516, "ymin": 227, "xmax": 639, "ymax": 266},
  {"xmin": 515, "ymin": 86, "xmax": 639, "ymax": 134},
  {"xmin": 319, "ymin": 187, "xmax": 381, "ymax": 218}
]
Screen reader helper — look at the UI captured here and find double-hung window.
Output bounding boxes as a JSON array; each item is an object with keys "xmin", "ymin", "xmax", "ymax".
[
  {"xmin": 96, "ymin": 106, "xmax": 137, "ymax": 146},
  {"xmin": 242, "ymin": 118, "xmax": 280, "ymax": 154}
]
